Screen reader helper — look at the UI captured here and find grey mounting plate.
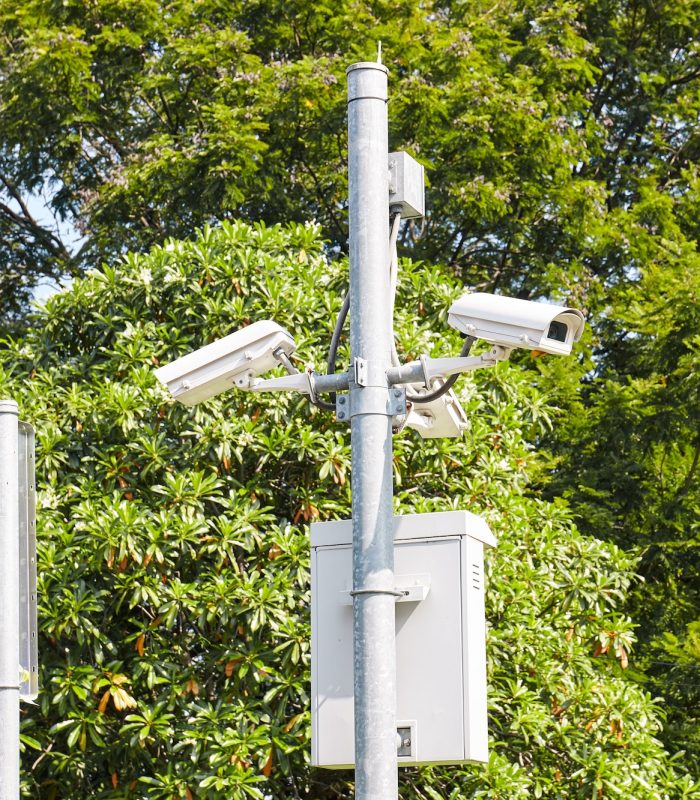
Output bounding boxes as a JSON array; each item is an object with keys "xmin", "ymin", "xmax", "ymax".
[
  {"xmin": 396, "ymin": 720, "xmax": 417, "ymax": 761},
  {"xmin": 354, "ymin": 357, "xmax": 369, "ymax": 387}
]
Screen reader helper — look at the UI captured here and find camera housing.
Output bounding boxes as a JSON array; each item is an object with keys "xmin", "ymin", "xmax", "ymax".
[
  {"xmin": 448, "ymin": 293, "xmax": 585, "ymax": 356},
  {"xmin": 405, "ymin": 383, "xmax": 468, "ymax": 439},
  {"xmin": 155, "ymin": 320, "xmax": 296, "ymax": 405}
]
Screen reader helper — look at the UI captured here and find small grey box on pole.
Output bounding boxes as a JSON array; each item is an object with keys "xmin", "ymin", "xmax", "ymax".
[
  {"xmin": 0, "ymin": 400, "xmax": 20, "ymax": 800},
  {"xmin": 346, "ymin": 62, "xmax": 398, "ymax": 800}
]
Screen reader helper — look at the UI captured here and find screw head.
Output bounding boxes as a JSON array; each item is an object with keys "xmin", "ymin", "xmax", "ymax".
[
  {"xmin": 338, "ymin": 396, "xmax": 346, "ymax": 405},
  {"xmin": 393, "ymin": 388, "xmax": 402, "ymax": 397},
  {"xmin": 338, "ymin": 411, "xmax": 345, "ymax": 419}
]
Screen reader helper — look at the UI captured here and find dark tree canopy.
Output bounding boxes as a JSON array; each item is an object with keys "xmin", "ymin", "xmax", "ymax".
[{"xmin": 1, "ymin": 0, "xmax": 699, "ymax": 315}]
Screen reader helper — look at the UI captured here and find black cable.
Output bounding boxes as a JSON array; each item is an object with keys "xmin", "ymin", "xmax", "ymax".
[
  {"xmin": 326, "ymin": 212, "xmax": 399, "ymax": 386},
  {"xmin": 404, "ymin": 337, "xmax": 475, "ymax": 404},
  {"xmin": 312, "ymin": 291, "xmax": 351, "ymax": 411},
  {"xmin": 327, "ymin": 292, "xmax": 350, "ymax": 379},
  {"xmin": 310, "ymin": 394, "xmax": 336, "ymax": 412},
  {"xmin": 306, "ymin": 294, "xmax": 349, "ymax": 412},
  {"xmin": 313, "ymin": 211, "xmax": 401, "ymax": 412}
]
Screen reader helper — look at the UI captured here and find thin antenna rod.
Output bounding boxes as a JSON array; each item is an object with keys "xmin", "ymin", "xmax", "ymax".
[{"xmin": 377, "ymin": 41, "xmax": 382, "ymax": 64}]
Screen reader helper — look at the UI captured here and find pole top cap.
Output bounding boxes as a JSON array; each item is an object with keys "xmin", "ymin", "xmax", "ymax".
[
  {"xmin": 0, "ymin": 399, "xmax": 19, "ymax": 415},
  {"xmin": 346, "ymin": 62, "xmax": 388, "ymax": 103},
  {"xmin": 346, "ymin": 62, "xmax": 389, "ymax": 76}
]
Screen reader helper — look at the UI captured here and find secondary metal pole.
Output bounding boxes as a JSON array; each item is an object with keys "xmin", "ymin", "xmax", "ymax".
[
  {"xmin": 0, "ymin": 400, "xmax": 20, "ymax": 800},
  {"xmin": 346, "ymin": 62, "xmax": 397, "ymax": 800}
]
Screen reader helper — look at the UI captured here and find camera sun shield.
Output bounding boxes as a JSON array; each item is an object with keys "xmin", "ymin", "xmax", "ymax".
[{"xmin": 448, "ymin": 293, "xmax": 585, "ymax": 356}]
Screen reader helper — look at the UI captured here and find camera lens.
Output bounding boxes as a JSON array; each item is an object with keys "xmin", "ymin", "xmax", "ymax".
[{"xmin": 547, "ymin": 320, "xmax": 568, "ymax": 342}]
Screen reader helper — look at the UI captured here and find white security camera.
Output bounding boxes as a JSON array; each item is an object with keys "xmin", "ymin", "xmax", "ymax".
[
  {"xmin": 405, "ymin": 383, "xmax": 468, "ymax": 439},
  {"xmin": 448, "ymin": 292, "xmax": 585, "ymax": 356},
  {"xmin": 155, "ymin": 320, "xmax": 296, "ymax": 405}
]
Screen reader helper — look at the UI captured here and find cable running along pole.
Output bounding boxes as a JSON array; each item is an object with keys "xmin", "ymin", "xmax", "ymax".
[{"xmin": 346, "ymin": 62, "xmax": 398, "ymax": 800}]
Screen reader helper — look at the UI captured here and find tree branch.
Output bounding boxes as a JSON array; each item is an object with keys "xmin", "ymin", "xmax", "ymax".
[{"xmin": 0, "ymin": 176, "xmax": 77, "ymax": 270}]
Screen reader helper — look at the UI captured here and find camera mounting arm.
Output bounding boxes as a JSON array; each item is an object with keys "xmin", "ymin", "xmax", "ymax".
[
  {"xmin": 386, "ymin": 345, "xmax": 510, "ymax": 388},
  {"xmin": 237, "ymin": 345, "xmax": 508, "ymax": 399},
  {"xmin": 239, "ymin": 368, "xmax": 350, "ymax": 399}
]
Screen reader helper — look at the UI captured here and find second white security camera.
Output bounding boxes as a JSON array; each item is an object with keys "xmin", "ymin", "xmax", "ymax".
[
  {"xmin": 448, "ymin": 292, "xmax": 585, "ymax": 356},
  {"xmin": 155, "ymin": 320, "xmax": 296, "ymax": 405}
]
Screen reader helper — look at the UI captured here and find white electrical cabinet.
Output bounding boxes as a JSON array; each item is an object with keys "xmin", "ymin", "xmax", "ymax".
[{"xmin": 310, "ymin": 510, "xmax": 496, "ymax": 769}]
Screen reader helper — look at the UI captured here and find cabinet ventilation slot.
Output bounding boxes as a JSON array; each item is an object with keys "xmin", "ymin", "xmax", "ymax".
[{"xmin": 472, "ymin": 563, "xmax": 481, "ymax": 590}]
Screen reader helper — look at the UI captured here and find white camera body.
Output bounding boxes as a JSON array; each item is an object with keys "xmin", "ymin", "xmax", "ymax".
[
  {"xmin": 405, "ymin": 382, "xmax": 468, "ymax": 439},
  {"xmin": 155, "ymin": 320, "xmax": 296, "ymax": 406},
  {"xmin": 448, "ymin": 292, "xmax": 585, "ymax": 356}
]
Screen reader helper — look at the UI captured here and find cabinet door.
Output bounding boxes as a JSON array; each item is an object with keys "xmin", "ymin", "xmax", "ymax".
[
  {"xmin": 312, "ymin": 536, "xmax": 470, "ymax": 767},
  {"xmin": 395, "ymin": 537, "xmax": 465, "ymax": 764}
]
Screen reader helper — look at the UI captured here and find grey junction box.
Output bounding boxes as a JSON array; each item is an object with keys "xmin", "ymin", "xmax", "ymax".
[
  {"xmin": 310, "ymin": 510, "xmax": 496, "ymax": 768},
  {"xmin": 388, "ymin": 151, "xmax": 425, "ymax": 220}
]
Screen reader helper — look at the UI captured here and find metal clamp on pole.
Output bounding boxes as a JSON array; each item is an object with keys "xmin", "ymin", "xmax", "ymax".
[
  {"xmin": 335, "ymin": 385, "xmax": 406, "ymax": 422},
  {"xmin": 350, "ymin": 588, "xmax": 406, "ymax": 598},
  {"xmin": 342, "ymin": 574, "xmax": 431, "ymax": 605}
]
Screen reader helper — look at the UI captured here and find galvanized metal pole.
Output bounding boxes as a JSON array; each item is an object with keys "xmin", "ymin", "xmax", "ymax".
[
  {"xmin": 346, "ymin": 62, "xmax": 397, "ymax": 800},
  {"xmin": 0, "ymin": 400, "xmax": 20, "ymax": 800}
]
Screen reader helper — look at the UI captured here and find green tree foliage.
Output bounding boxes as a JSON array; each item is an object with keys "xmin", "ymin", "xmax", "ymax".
[
  {"xmin": 536, "ymin": 217, "xmax": 700, "ymax": 764},
  {"xmin": 1, "ymin": 221, "xmax": 697, "ymax": 798}
]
